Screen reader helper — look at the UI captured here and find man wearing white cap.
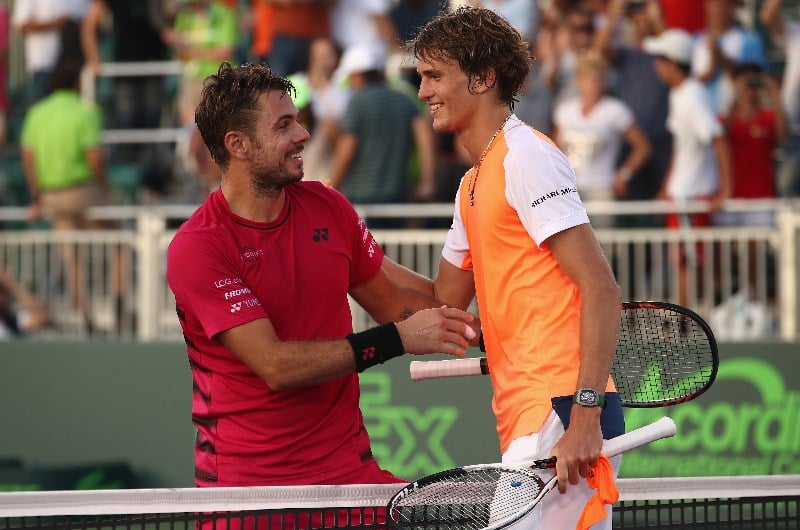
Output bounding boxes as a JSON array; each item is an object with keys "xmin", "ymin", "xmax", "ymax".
[
  {"xmin": 328, "ymin": 44, "xmax": 435, "ymax": 216},
  {"xmin": 643, "ymin": 28, "xmax": 732, "ymax": 307}
]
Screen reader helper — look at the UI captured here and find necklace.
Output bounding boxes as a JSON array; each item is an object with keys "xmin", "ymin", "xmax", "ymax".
[{"xmin": 469, "ymin": 114, "xmax": 513, "ymax": 206}]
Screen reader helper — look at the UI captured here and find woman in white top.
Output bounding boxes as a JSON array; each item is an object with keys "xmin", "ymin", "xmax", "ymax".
[{"xmin": 553, "ymin": 52, "xmax": 651, "ymax": 227}]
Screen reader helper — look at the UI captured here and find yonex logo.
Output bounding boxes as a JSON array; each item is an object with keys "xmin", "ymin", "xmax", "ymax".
[
  {"xmin": 313, "ymin": 228, "xmax": 329, "ymax": 242},
  {"xmin": 230, "ymin": 302, "xmax": 242, "ymax": 313},
  {"xmin": 361, "ymin": 347, "xmax": 376, "ymax": 361}
]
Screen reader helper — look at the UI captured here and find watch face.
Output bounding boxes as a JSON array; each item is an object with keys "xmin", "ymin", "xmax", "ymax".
[{"xmin": 579, "ymin": 389, "xmax": 597, "ymax": 405}]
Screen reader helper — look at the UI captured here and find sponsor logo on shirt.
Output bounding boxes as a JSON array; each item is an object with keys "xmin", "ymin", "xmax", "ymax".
[
  {"xmin": 224, "ymin": 287, "xmax": 252, "ymax": 300},
  {"xmin": 214, "ymin": 277, "xmax": 243, "ymax": 289},
  {"xmin": 230, "ymin": 298, "xmax": 261, "ymax": 313},
  {"xmin": 530, "ymin": 187, "xmax": 578, "ymax": 208},
  {"xmin": 241, "ymin": 247, "xmax": 263, "ymax": 263},
  {"xmin": 358, "ymin": 218, "xmax": 379, "ymax": 258},
  {"xmin": 313, "ymin": 228, "xmax": 329, "ymax": 242}
]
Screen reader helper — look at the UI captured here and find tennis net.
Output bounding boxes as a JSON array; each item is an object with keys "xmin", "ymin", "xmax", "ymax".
[{"xmin": 0, "ymin": 475, "xmax": 798, "ymax": 529}]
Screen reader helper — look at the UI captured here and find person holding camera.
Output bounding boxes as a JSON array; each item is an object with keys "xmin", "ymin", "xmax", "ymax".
[{"xmin": 715, "ymin": 62, "xmax": 786, "ymax": 227}]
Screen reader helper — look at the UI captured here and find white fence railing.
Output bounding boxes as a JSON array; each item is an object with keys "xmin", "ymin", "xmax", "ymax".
[{"xmin": 0, "ymin": 199, "xmax": 797, "ymax": 342}]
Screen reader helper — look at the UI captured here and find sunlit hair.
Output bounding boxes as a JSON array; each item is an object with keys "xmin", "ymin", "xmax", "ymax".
[
  {"xmin": 574, "ymin": 51, "xmax": 609, "ymax": 78},
  {"xmin": 410, "ymin": 6, "xmax": 531, "ymax": 108},
  {"xmin": 195, "ymin": 62, "xmax": 296, "ymax": 170}
]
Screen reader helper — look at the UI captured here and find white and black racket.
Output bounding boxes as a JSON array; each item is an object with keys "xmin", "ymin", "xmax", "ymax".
[
  {"xmin": 387, "ymin": 417, "xmax": 676, "ymax": 530},
  {"xmin": 410, "ymin": 301, "xmax": 718, "ymax": 407}
]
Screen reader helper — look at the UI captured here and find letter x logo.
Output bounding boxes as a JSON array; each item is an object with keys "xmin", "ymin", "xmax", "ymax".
[
  {"xmin": 361, "ymin": 347, "xmax": 376, "ymax": 361},
  {"xmin": 313, "ymin": 228, "xmax": 329, "ymax": 242}
]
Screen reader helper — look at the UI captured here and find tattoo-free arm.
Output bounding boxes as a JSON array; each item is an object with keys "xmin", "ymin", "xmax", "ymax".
[{"xmin": 545, "ymin": 223, "xmax": 622, "ymax": 494}]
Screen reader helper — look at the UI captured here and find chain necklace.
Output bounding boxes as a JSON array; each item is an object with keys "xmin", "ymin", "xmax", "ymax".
[{"xmin": 469, "ymin": 114, "xmax": 513, "ymax": 206}]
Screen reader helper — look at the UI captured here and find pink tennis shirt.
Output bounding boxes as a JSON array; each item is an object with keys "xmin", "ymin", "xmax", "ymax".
[{"xmin": 167, "ymin": 183, "xmax": 385, "ymax": 486}]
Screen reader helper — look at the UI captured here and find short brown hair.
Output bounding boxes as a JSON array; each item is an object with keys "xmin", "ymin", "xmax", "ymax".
[
  {"xmin": 195, "ymin": 62, "xmax": 296, "ymax": 170},
  {"xmin": 410, "ymin": 6, "xmax": 531, "ymax": 109}
]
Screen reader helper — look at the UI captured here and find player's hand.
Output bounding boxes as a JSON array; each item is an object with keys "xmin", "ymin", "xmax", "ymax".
[
  {"xmin": 549, "ymin": 406, "xmax": 603, "ymax": 494},
  {"xmin": 396, "ymin": 306, "xmax": 476, "ymax": 357}
]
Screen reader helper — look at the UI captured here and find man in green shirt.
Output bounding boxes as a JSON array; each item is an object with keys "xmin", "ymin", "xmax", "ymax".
[
  {"xmin": 20, "ymin": 57, "xmax": 111, "ymax": 333},
  {"xmin": 21, "ymin": 57, "xmax": 108, "ymax": 229}
]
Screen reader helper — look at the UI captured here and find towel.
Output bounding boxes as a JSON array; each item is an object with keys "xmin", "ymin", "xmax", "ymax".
[{"xmin": 575, "ymin": 455, "xmax": 619, "ymax": 530}]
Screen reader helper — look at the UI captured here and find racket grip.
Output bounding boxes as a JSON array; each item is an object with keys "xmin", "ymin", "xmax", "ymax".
[
  {"xmin": 409, "ymin": 357, "xmax": 488, "ymax": 381},
  {"xmin": 602, "ymin": 416, "xmax": 676, "ymax": 457}
]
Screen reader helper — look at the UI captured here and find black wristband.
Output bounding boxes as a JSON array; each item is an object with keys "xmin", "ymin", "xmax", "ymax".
[{"xmin": 347, "ymin": 323, "xmax": 406, "ymax": 373}]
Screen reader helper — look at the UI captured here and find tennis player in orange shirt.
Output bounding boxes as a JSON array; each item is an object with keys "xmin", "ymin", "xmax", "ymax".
[{"xmin": 385, "ymin": 6, "xmax": 625, "ymax": 529}]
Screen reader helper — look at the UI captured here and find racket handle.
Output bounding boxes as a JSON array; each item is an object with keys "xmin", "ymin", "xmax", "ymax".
[
  {"xmin": 602, "ymin": 416, "xmax": 676, "ymax": 457},
  {"xmin": 409, "ymin": 357, "xmax": 488, "ymax": 381}
]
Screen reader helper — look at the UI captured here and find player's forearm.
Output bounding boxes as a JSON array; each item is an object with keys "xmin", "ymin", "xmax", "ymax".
[
  {"xmin": 576, "ymin": 282, "xmax": 621, "ymax": 394},
  {"xmin": 382, "ymin": 256, "xmax": 436, "ymax": 300},
  {"xmin": 263, "ymin": 339, "xmax": 361, "ymax": 390}
]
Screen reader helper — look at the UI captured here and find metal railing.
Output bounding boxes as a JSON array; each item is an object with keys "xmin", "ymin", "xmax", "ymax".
[{"xmin": 0, "ymin": 199, "xmax": 798, "ymax": 342}]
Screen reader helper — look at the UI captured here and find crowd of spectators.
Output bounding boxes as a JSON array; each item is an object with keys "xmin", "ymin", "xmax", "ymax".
[
  {"xmin": 0, "ymin": 0, "xmax": 797, "ymax": 339},
  {"xmin": 1, "ymin": 0, "xmax": 799, "ymax": 214}
]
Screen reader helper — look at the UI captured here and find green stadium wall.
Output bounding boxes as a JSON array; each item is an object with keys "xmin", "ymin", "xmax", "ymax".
[{"xmin": 0, "ymin": 341, "xmax": 798, "ymax": 489}]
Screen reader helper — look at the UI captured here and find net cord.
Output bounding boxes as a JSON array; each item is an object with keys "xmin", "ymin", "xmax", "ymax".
[{"xmin": 1, "ymin": 475, "xmax": 799, "ymax": 518}]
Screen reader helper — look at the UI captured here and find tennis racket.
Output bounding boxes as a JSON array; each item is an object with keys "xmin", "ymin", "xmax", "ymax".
[
  {"xmin": 410, "ymin": 301, "xmax": 718, "ymax": 407},
  {"xmin": 387, "ymin": 416, "xmax": 676, "ymax": 530}
]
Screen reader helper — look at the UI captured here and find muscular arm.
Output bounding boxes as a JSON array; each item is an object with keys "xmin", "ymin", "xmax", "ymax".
[
  {"xmin": 546, "ymin": 223, "xmax": 622, "ymax": 494},
  {"xmin": 381, "ymin": 255, "xmax": 479, "ymax": 340},
  {"xmin": 218, "ymin": 306, "xmax": 474, "ymax": 391}
]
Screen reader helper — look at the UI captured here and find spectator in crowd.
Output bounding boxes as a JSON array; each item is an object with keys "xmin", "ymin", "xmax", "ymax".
[
  {"xmin": 167, "ymin": 0, "xmax": 237, "ymax": 198},
  {"xmin": 468, "ymin": 0, "xmax": 540, "ymax": 42},
  {"xmin": 260, "ymin": 0, "xmax": 331, "ymax": 77},
  {"xmin": 249, "ymin": 0, "xmax": 273, "ymax": 65},
  {"xmin": 660, "ymin": 0, "xmax": 705, "ymax": 34},
  {"xmin": 514, "ymin": 3, "xmax": 561, "ymax": 134},
  {"xmin": 644, "ymin": 29, "xmax": 732, "ymax": 307},
  {"xmin": 166, "ymin": 62, "xmax": 477, "ymax": 487},
  {"xmin": 328, "ymin": 45, "xmax": 435, "ymax": 212},
  {"xmin": 330, "ymin": 0, "xmax": 401, "ymax": 57},
  {"xmin": 552, "ymin": 52, "xmax": 652, "ymax": 228},
  {"xmin": 718, "ymin": 63, "xmax": 785, "ymax": 223},
  {"xmin": 691, "ymin": 0, "xmax": 766, "ymax": 115},
  {"xmin": 760, "ymin": 0, "xmax": 800, "ymax": 198},
  {"xmin": 0, "ymin": 267, "xmax": 49, "ymax": 340},
  {"xmin": 551, "ymin": 4, "xmax": 598, "ymax": 106},
  {"xmin": 12, "ymin": 0, "xmax": 73, "ymax": 102},
  {"xmin": 20, "ymin": 58, "xmax": 111, "ymax": 333},
  {"xmin": 714, "ymin": 62, "xmax": 785, "ymax": 296},
  {"xmin": 81, "ymin": 0, "xmax": 172, "ymax": 199},
  {"xmin": 595, "ymin": 0, "xmax": 671, "ymax": 215},
  {"xmin": 390, "ymin": 0, "xmax": 448, "ymax": 43},
  {"xmin": 288, "ymin": 37, "xmax": 349, "ymax": 183}
]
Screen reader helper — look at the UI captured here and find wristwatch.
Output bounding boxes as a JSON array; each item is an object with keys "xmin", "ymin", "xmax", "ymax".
[{"xmin": 573, "ymin": 388, "xmax": 606, "ymax": 409}]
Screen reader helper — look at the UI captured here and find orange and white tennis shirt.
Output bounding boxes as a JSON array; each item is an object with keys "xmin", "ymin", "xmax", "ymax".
[{"xmin": 442, "ymin": 115, "xmax": 615, "ymax": 453}]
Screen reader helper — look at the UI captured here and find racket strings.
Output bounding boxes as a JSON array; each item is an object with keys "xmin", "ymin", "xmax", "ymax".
[
  {"xmin": 613, "ymin": 306, "xmax": 715, "ymax": 405},
  {"xmin": 390, "ymin": 468, "xmax": 545, "ymax": 530}
]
